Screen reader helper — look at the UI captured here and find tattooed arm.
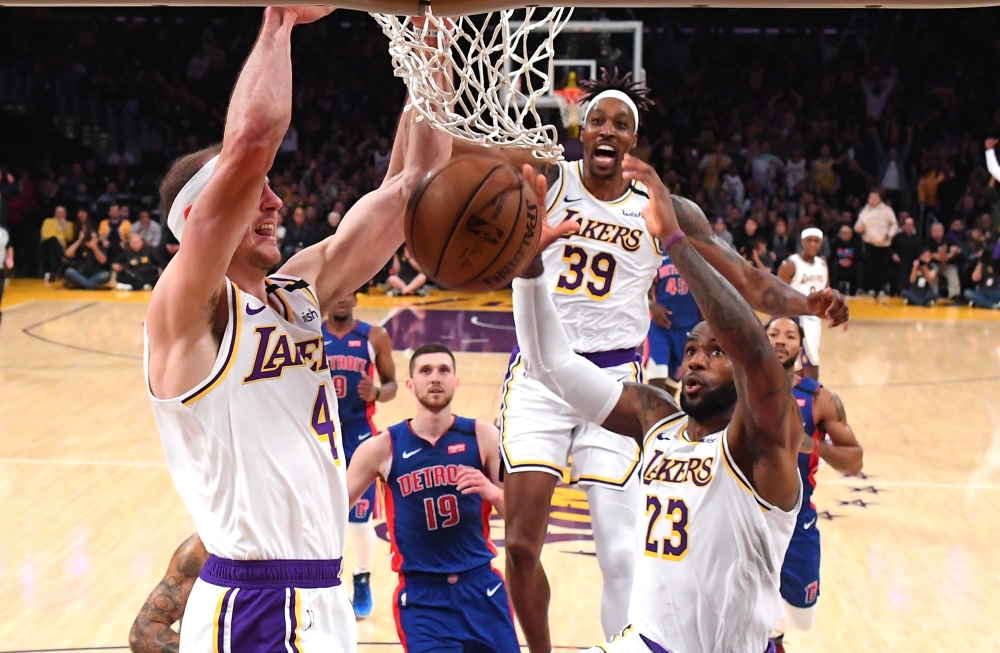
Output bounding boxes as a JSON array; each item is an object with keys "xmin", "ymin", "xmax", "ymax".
[
  {"xmin": 624, "ymin": 155, "xmax": 801, "ymax": 510},
  {"xmin": 671, "ymin": 196, "xmax": 849, "ymax": 326},
  {"xmin": 812, "ymin": 387, "xmax": 864, "ymax": 475},
  {"xmin": 129, "ymin": 534, "xmax": 208, "ymax": 653}
]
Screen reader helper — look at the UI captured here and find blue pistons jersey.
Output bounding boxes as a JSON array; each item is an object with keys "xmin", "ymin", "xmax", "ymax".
[
  {"xmin": 653, "ymin": 253, "xmax": 701, "ymax": 330},
  {"xmin": 322, "ymin": 320, "xmax": 376, "ymax": 450},
  {"xmin": 384, "ymin": 417, "xmax": 497, "ymax": 575},
  {"xmin": 793, "ymin": 376, "xmax": 822, "ymax": 531}
]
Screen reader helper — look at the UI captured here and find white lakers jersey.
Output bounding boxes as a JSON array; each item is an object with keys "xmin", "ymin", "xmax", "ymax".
[
  {"xmin": 788, "ymin": 253, "xmax": 828, "ymax": 296},
  {"xmin": 543, "ymin": 160, "xmax": 661, "ymax": 353},
  {"xmin": 144, "ymin": 274, "xmax": 348, "ymax": 561},
  {"xmin": 630, "ymin": 413, "xmax": 800, "ymax": 653}
]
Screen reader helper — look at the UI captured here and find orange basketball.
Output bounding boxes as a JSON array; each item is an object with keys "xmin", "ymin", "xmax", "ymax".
[{"xmin": 404, "ymin": 154, "xmax": 541, "ymax": 292}]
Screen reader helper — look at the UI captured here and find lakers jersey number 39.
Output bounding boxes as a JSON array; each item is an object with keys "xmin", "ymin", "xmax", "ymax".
[{"xmin": 544, "ymin": 160, "xmax": 661, "ymax": 353}]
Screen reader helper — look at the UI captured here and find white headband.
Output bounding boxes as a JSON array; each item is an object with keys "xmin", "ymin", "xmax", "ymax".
[
  {"xmin": 583, "ymin": 90, "xmax": 640, "ymax": 134},
  {"xmin": 801, "ymin": 227, "xmax": 824, "ymax": 241},
  {"xmin": 166, "ymin": 155, "xmax": 219, "ymax": 242}
]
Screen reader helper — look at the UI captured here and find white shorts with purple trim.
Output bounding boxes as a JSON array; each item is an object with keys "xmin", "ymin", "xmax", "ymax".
[{"xmin": 179, "ymin": 556, "xmax": 356, "ymax": 653}]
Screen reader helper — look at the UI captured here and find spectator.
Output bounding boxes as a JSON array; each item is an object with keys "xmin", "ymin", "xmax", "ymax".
[
  {"xmin": 64, "ymin": 229, "xmax": 110, "ymax": 290},
  {"xmin": 99, "ymin": 204, "xmax": 131, "ymax": 261},
  {"xmin": 39, "ymin": 205, "xmax": 75, "ymax": 281},
  {"xmin": 131, "ymin": 210, "xmax": 163, "ymax": 248},
  {"xmin": 387, "ymin": 245, "xmax": 429, "ymax": 296},
  {"xmin": 747, "ymin": 238, "xmax": 774, "ymax": 272},
  {"xmin": 317, "ymin": 210, "xmax": 341, "ymax": 242},
  {"xmin": 855, "ymin": 189, "xmax": 898, "ymax": 295},
  {"xmin": 831, "ymin": 224, "xmax": 864, "ymax": 295},
  {"xmin": 698, "ymin": 142, "xmax": 731, "ymax": 192},
  {"xmin": 749, "ymin": 140, "xmax": 783, "ymax": 195},
  {"xmin": 713, "ymin": 216, "xmax": 735, "ymax": 248},
  {"xmin": 811, "ymin": 144, "xmax": 837, "ymax": 199},
  {"xmin": 964, "ymin": 237, "xmax": 1000, "ymax": 309},
  {"xmin": 926, "ymin": 221, "xmax": 962, "ymax": 300},
  {"xmin": 734, "ymin": 216, "xmax": 761, "ymax": 253},
  {"xmin": 871, "ymin": 126, "xmax": 912, "ymax": 210},
  {"xmin": 785, "ymin": 148, "xmax": 807, "ymax": 196},
  {"xmin": 836, "ymin": 157, "xmax": 872, "ymax": 206},
  {"xmin": 720, "ymin": 164, "xmax": 745, "ymax": 209},
  {"xmin": 280, "ymin": 206, "xmax": 318, "ymax": 263},
  {"xmin": 113, "ymin": 233, "xmax": 160, "ymax": 290},
  {"xmin": 891, "ymin": 214, "xmax": 922, "ymax": 294},
  {"xmin": 770, "ymin": 218, "xmax": 793, "ymax": 265},
  {"xmin": 901, "ymin": 247, "xmax": 939, "ymax": 307},
  {"xmin": 917, "ymin": 159, "xmax": 945, "ymax": 213},
  {"xmin": 156, "ymin": 228, "xmax": 180, "ymax": 269}
]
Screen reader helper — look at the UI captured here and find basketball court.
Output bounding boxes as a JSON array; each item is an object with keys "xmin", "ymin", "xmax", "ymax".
[{"xmin": 2, "ymin": 282, "xmax": 999, "ymax": 652}]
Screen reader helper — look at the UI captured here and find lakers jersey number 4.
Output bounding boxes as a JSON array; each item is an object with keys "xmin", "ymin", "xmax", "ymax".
[
  {"xmin": 629, "ymin": 413, "xmax": 800, "ymax": 653},
  {"xmin": 543, "ymin": 160, "xmax": 661, "ymax": 353},
  {"xmin": 145, "ymin": 274, "xmax": 349, "ymax": 561}
]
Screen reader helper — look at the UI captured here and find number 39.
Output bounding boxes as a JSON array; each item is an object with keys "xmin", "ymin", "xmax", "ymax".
[{"xmin": 556, "ymin": 245, "xmax": 618, "ymax": 299}]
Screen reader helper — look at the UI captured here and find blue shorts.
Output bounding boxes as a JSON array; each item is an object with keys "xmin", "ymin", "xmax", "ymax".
[
  {"xmin": 343, "ymin": 419, "xmax": 378, "ymax": 523},
  {"xmin": 394, "ymin": 564, "xmax": 520, "ymax": 653},
  {"xmin": 645, "ymin": 324, "xmax": 692, "ymax": 381},
  {"xmin": 780, "ymin": 522, "xmax": 821, "ymax": 608}
]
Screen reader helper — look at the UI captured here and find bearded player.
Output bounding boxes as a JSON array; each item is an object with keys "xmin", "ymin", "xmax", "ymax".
[
  {"xmin": 143, "ymin": 7, "xmax": 450, "ymax": 650},
  {"xmin": 482, "ymin": 70, "xmax": 848, "ymax": 652},
  {"xmin": 766, "ymin": 317, "xmax": 863, "ymax": 647},
  {"xmin": 346, "ymin": 344, "xmax": 518, "ymax": 653},
  {"xmin": 511, "ymin": 154, "xmax": 804, "ymax": 653}
]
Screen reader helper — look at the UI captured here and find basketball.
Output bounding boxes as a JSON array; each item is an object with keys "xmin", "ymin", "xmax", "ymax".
[{"xmin": 404, "ymin": 154, "xmax": 542, "ymax": 293}]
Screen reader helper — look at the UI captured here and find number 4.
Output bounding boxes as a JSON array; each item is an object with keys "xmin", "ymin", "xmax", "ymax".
[{"xmin": 311, "ymin": 385, "xmax": 342, "ymax": 465}]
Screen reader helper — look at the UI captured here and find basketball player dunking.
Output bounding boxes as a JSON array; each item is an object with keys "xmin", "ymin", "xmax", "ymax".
[
  {"xmin": 322, "ymin": 291, "xmax": 397, "ymax": 618},
  {"xmin": 511, "ymin": 155, "xmax": 805, "ymax": 653},
  {"xmin": 481, "ymin": 71, "xmax": 849, "ymax": 653},
  {"xmin": 766, "ymin": 318, "xmax": 863, "ymax": 647},
  {"xmin": 777, "ymin": 228, "xmax": 829, "ymax": 380},
  {"xmin": 346, "ymin": 344, "xmax": 519, "ymax": 653},
  {"xmin": 143, "ymin": 7, "xmax": 450, "ymax": 650}
]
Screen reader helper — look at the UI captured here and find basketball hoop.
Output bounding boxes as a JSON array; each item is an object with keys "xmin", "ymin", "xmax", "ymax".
[
  {"xmin": 553, "ymin": 83, "xmax": 585, "ymax": 140},
  {"xmin": 372, "ymin": 7, "xmax": 574, "ymax": 161}
]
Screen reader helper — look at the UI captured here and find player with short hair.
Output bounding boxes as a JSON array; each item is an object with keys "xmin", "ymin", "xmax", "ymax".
[
  {"xmin": 765, "ymin": 317, "xmax": 863, "ymax": 646},
  {"xmin": 493, "ymin": 72, "xmax": 848, "ymax": 653},
  {"xmin": 778, "ymin": 228, "xmax": 829, "ymax": 380},
  {"xmin": 346, "ymin": 343, "xmax": 518, "ymax": 653},
  {"xmin": 322, "ymin": 291, "xmax": 397, "ymax": 619},
  {"xmin": 645, "ymin": 252, "xmax": 701, "ymax": 396},
  {"xmin": 511, "ymin": 155, "xmax": 806, "ymax": 653},
  {"xmin": 143, "ymin": 8, "xmax": 451, "ymax": 650}
]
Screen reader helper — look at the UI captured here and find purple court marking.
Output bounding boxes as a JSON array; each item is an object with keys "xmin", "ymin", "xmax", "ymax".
[{"xmin": 381, "ymin": 309, "xmax": 516, "ymax": 353}]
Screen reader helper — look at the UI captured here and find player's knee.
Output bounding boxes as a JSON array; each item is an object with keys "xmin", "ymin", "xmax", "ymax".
[{"xmin": 504, "ymin": 530, "xmax": 544, "ymax": 571}]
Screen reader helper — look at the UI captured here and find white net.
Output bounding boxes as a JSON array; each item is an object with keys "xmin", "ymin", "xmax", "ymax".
[{"xmin": 372, "ymin": 8, "xmax": 574, "ymax": 160}]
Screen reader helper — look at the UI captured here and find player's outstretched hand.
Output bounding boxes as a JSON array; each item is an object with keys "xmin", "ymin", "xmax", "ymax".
[
  {"xmin": 621, "ymin": 154, "xmax": 680, "ymax": 242},
  {"xmin": 521, "ymin": 164, "xmax": 580, "ymax": 256},
  {"xmin": 455, "ymin": 465, "xmax": 501, "ymax": 504},
  {"xmin": 357, "ymin": 372, "xmax": 377, "ymax": 402},
  {"xmin": 806, "ymin": 287, "xmax": 850, "ymax": 327},
  {"xmin": 276, "ymin": 6, "xmax": 336, "ymax": 25}
]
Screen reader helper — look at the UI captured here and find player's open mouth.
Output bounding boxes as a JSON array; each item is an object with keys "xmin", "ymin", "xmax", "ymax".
[
  {"xmin": 255, "ymin": 223, "xmax": 275, "ymax": 237},
  {"xmin": 594, "ymin": 143, "xmax": 617, "ymax": 163},
  {"xmin": 683, "ymin": 377, "xmax": 704, "ymax": 394}
]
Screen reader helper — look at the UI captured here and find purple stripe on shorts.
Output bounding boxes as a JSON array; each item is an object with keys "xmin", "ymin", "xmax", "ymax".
[
  {"xmin": 217, "ymin": 588, "xmax": 234, "ymax": 653},
  {"xmin": 228, "ymin": 587, "xmax": 289, "ymax": 653},
  {"xmin": 640, "ymin": 634, "xmax": 672, "ymax": 653},
  {"xmin": 200, "ymin": 555, "xmax": 343, "ymax": 590},
  {"xmin": 508, "ymin": 345, "xmax": 640, "ymax": 369}
]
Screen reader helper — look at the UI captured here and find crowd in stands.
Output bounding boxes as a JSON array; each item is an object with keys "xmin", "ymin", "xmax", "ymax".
[{"xmin": 2, "ymin": 8, "xmax": 1000, "ymax": 308}]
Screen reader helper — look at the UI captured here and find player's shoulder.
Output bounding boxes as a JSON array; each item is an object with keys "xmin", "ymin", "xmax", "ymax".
[{"xmin": 452, "ymin": 415, "xmax": 479, "ymax": 437}]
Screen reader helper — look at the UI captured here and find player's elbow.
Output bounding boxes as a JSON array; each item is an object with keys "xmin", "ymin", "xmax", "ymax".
[
  {"xmin": 222, "ymin": 130, "xmax": 281, "ymax": 179},
  {"xmin": 847, "ymin": 449, "xmax": 864, "ymax": 476}
]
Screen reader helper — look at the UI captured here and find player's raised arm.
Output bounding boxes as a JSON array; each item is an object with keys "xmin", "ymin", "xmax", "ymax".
[
  {"xmin": 668, "ymin": 191, "xmax": 848, "ymax": 327},
  {"xmin": 280, "ymin": 105, "xmax": 452, "ymax": 308},
  {"xmin": 129, "ymin": 534, "xmax": 208, "ymax": 653},
  {"xmin": 147, "ymin": 7, "xmax": 331, "ymax": 396},
  {"xmin": 624, "ymin": 155, "xmax": 801, "ymax": 510},
  {"xmin": 511, "ymin": 167, "xmax": 680, "ymax": 444},
  {"xmin": 814, "ymin": 388, "xmax": 864, "ymax": 475},
  {"xmin": 347, "ymin": 433, "xmax": 392, "ymax": 509}
]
